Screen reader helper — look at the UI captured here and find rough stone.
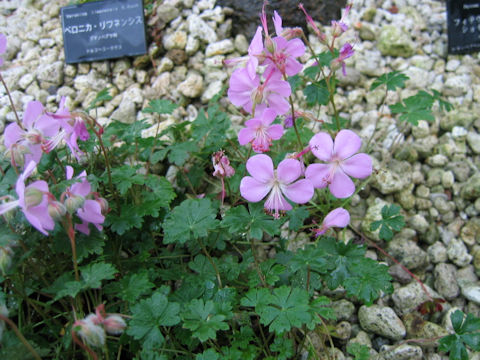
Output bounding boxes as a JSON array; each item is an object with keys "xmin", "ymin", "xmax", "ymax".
[
  {"xmin": 461, "ymin": 174, "xmax": 480, "ymax": 200},
  {"xmin": 434, "ymin": 263, "xmax": 459, "ymax": 300},
  {"xmin": 392, "ymin": 282, "xmax": 439, "ymax": 316},
  {"xmin": 380, "ymin": 344, "xmax": 423, "ymax": 360},
  {"xmin": 178, "ymin": 72, "xmax": 204, "ymax": 98},
  {"xmin": 205, "ymin": 39, "xmax": 234, "ymax": 56},
  {"xmin": 447, "ymin": 239, "xmax": 472, "ymax": 267},
  {"xmin": 358, "ymin": 305, "xmax": 406, "ymax": 340},
  {"xmin": 187, "ymin": 14, "xmax": 218, "ymax": 43},
  {"xmin": 467, "ymin": 131, "xmax": 480, "ymax": 154},
  {"xmin": 111, "ymin": 96, "xmax": 136, "ymax": 124},
  {"xmin": 427, "ymin": 242, "xmax": 448, "ymax": 264},
  {"xmin": 377, "ymin": 25, "xmax": 415, "ymax": 57},
  {"xmin": 387, "ymin": 238, "xmax": 427, "ymax": 270},
  {"xmin": 331, "ymin": 299, "xmax": 355, "ymax": 321},
  {"xmin": 163, "ymin": 30, "xmax": 188, "ymax": 50}
]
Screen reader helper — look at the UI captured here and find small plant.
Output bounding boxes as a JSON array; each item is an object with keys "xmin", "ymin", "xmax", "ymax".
[{"xmin": 439, "ymin": 310, "xmax": 480, "ymax": 360}]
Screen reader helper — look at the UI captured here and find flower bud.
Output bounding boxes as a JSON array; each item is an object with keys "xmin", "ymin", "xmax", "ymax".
[
  {"xmin": 65, "ymin": 195, "xmax": 85, "ymax": 214},
  {"xmin": 74, "ymin": 315, "xmax": 105, "ymax": 348},
  {"xmin": 24, "ymin": 187, "xmax": 43, "ymax": 208},
  {"xmin": 264, "ymin": 36, "xmax": 276, "ymax": 54},
  {"xmin": 48, "ymin": 201, "xmax": 66, "ymax": 220},
  {"xmin": 103, "ymin": 315, "xmax": 126, "ymax": 335},
  {"xmin": 95, "ymin": 197, "xmax": 108, "ymax": 215}
]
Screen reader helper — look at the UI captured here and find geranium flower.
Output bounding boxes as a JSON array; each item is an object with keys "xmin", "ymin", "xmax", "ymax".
[
  {"xmin": 0, "ymin": 161, "xmax": 55, "ymax": 235},
  {"xmin": 305, "ymin": 129, "xmax": 372, "ymax": 198},
  {"xmin": 4, "ymin": 101, "xmax": 59, "ymax": 167},
  {"xmin": 313, "ymin": 208, "xmax": 350, "ymax": 236},
  {"xmin": 240, "ymin": 154, "xmax": 314, "ymax": 218},
  {"xmin": 227, "ymin": 68, "xmax": 291, "ymax": 115},
  {"xmin": 238, "ymin": 108, "xmax": 284, "ymax": 152},
  {"xmin": 333, "ymin": 43, "xmax": 354, "ymax": 76}
]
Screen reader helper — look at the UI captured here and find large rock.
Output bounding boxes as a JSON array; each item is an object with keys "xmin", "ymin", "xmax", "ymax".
[
  {"xmin": 377, "ymin": 25, "xmax": 415, "ymax": 57},
  {"xmin": 358, "ymin": 305, "xmax": 406, "ymax": 340}
]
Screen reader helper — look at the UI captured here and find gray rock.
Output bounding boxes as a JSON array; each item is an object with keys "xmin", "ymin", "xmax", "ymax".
[
  {"xmin": 434, "ymin": 263, "xmax": 459, "ymax": 300},
  {"xmin": 361, "ymin": 198, "xmax": 389, "ymax": 241},
  {"xmin": 387, "ymin": 238, "xmax": 427, "ymax": 270},
  {"xmin": 443, "ymin": 74, "xmax": 471, "ymax": 97},
  {"xmin": 371, "ymin": 168, "xmax": 408, "ymax": 194},
  {"xmin": 467, "ymin": 131, "xmax": 480, "ymax": 154},
  {"xmin": 411, "ymin": 120, "xmax": 430, "ymax": 139},
  {"xmin": 356, "ymin": 50, "xmax": 383, "ymax": 77},
  {"xmin": 461, "ymin": 174, "xmax": 480, "ymax": 200},
  {"xmin": 442, "ymin": 171, "xmax": 455, "ymax": 188},
  {"xmin": 461, "ymin": 220, "xmax": 480, "ymax": 246},
  {"xmin": 426, "ymin": 154, "xmax": 448, "ymax": 167},
  {"xmin": 377, "ymin": 25, "xmax": 415, "ymax": 57},
  {"xmin": 412, "ymin": 135, "xmax": 438, "ymax": 158},
  {"xmin": 409, "ymin": 214, "xmax": 429, "ymax": 234},
  {"xmin": 185, "ymin": 35, "xmax": 200, "ymax": 55},
  {"xmin": 234, "ymin": 34, "xmax": 248, "ymax": 54},
  {"xmin": 392, "ymin": 282, "xmax": 439, "ymax": 316},
  {"xmin": 201, "ymin": 80, "xmax": 223, "ymax": 103},
  {"xmin": 461, "ymin": 283, "xmax": 480, "ymax": 305},
  {"xmin": 187, "ymin": 14, "xmax": 218, "ymax": 43},
  {"xmin": 205, "ymin": 39, "xmax": 234, "ymax": 56},
  {"xmin": 111, "ymin": 96, "xmax": 136, "ymax": 124},
  {"xmin": 380, "ymin": 344, "xmax": 423, "ymax": 360},
  {"xmin": 334, "ymin": 321, "xmax": 351, "ymax": 340},
  {"xmin": 163, "ymin": 30, "xmax": 188, "ymax": 50},
  {"xmin": 155, "ymin": 3, "xmax": 180, "ymax": 25},
  {"xmin": 178, "ymin": 72, "xmax": 204, "ymax": 98},
  {"xmin": 447, "ymin": 239, "xmax": 472, "ymax": 267},
  {"xmin": 427, "ymin": 242, "xmax": 448, "ymax": 264},
  {"xmin": 358, "ymin": 305, "xmax": 406, "ymax": 340},
  {"xmin": 403, "ymin": 313, "xmax": 449, "ymax": 343},
  {"xmin": 331, "ymin": 299, "xmax": 355, "ymax": 321}
]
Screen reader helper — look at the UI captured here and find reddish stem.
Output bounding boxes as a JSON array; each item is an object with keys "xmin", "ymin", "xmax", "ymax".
[{"xmin": 71, "ymin": 328, "xmax": 99, "ymax": 360}]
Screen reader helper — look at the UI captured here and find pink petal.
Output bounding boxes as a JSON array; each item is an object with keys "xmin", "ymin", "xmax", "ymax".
[
  {"xmin": 329, "ymin": 170, "xmax": 355, "ymax": 198},
  {"xmin": 23, "ymin": 101, "xmax": 44, "ymax": 129},
  {"xmin": 77, "ymin": 200, "xmax": 104, "ymax": 224},
  {"xmin": 240, "ymin": 176, "xmax": 271, "ymax": 202},
  {"xmin": 285, "ymin": 58, "xmax": 303, "ymax": 77},
  {"xmin": 246, "ymin": 154, "xmax": 274, "ymax": 182},
  {"xmin": 283, "ymin": 179, "xmax": 314, "ymax": 204},
  {"xmin": 341, "ymin": 153, "xmax": 372, "ymax": 179},
  {"xmin": 66, "ymin": 166, "xmax": 74, "ymax": 180},
  {"xmin": 323, "ymin": 208, "xmax": 350, "ymax": 228},
  {"xmin": 75, "ymin": 221, "xmax": 91, "ymax": 235},
  {"xmin": 304, "ymin": 163, "xmax": 331, "ymax": 188},
  {"xmin": 238, "ymin": 127, "xmax": 255, "ymax": 146},
  {"xmin": 71, "ymin": 178, "xmax": 91, "ymax": 197},
  {"xmin": 24, "ymin": 203, "xmax": 55, "ymax": 235},
  {"xmin": 267, "ymin": 124, "xmax": 284, "ymax": 140},
  {"xmin": 285, "ymin": 38, "xmax": 306, "ymax": 58},
  {"xmin": 260, "ymin": 108, "xmax": 277, "ymax": 126},
  {"xmin": 277, "ymin": 158, "xmax": 301, "ymax": 184},
  {"xmin": 4, "ymin": 123, "xmax": 24, "ymax": 148},
  {"xmin": 249, "ymin": 26, "xmax": 264, "ymax": 56},
  {"xmin": 264, "ymin": 189, "xmax": 292, "ymax": 211},
  {"xmin": 267, "ymin": 77, "xmax": 291, "ymax": 97},
  {"xmin": 36, "ymin": 114, "xmax": 60, "ymax": 137},
  {"xmin": 309, "ymin": 132, "xmax": 333, "ymax": 161},
  {"xmin": 273, "ymin": 11, "xmax": 283, "ymax": 35},
  {"xmin": 265, "ymin": 93, "xmax": 290, "ymax": 115},
  {"xmin": 334, "ymin": 129, "xmax": 362, "ymax": 159},
  {"xmin": 24, "ymin": 145, "xmax": 43, "ymax": 166},
  {"xmin": 28, "ymin": 180, "xmax": 49, "ymax": 193}
]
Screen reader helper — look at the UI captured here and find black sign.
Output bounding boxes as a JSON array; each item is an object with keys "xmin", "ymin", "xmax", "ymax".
[
  {"xmin": 447, "ymin": 0, "xmax": 480, "ymax": 54},
  {"xmin": 61, "ymin": 0, "xmax": 147, "ymax": 64}
]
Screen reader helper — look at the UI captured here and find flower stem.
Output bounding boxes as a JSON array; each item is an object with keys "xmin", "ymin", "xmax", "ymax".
[
  {"xmin": 0, "ymin": 313, "xmax": 41, "ymax": 360},
  {"xmin": 0, "ymin": 73, "xmax": 21, "ymax": 125},
  {"xmin": 249, "ymin": 236, "xmax": 267, "ymax": 288},
  {"xmin": 71, "ymin": 327, "xmax": 99, "ymax": 360},
  {"xmin": 66, "ymin": 215, "xmax": 79, "ymax": 281},
  {"xmin": 197, "ymin": 238, "xmax": 223, "ymax": 288}
]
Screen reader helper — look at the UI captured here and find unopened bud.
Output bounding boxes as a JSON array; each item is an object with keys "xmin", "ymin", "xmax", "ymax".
[
  {"xmin": 281, "ymin": 27, "xmax": 304, "ymax": 40},
  {"xmin": 264, "ymin": 36, "xmax": 276, "ymax": 54},
  {"xmin": 103, "ymin": 315, "xmax": 126, "ymax": 335},
  {"xmin": 74, "ymin": 315, "xmax": 105, "ymax": 348},
  {"xmin": 7, "ymin": 144, "xmax": 30, "ymax": 167},
  {"xmin": 96, "ymin": 197, "xmax": 108, "ymax": 214},
  {"xmin": 24, "ymin": 187, "xmax": 43, "ymax": 208},
  {"xmin": 48, "ymin": 201, "xmax": 66, "ymax": 220},
  {"xmin": 65, "ymin": 195, "xmax": 85, "ymax": 213}
]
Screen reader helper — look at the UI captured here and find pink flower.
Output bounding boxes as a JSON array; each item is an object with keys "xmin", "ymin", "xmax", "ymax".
[
  {"xmin": 0, "ymin": 161, "xmax": 55, "ymax": 235},
  {"xmin": 227, "ymin": 68, "xmax": 291, "ymax": 115},
  {"xmin": 44, "ymin": 97, "xmax": 89, "ymax": 160},
  {"xmin": 212, "ymin": 150, "xmax": 235, "ymax": 178},
  {"xmin": 331, "ymin": 5, "xmax": 351, "ymax": 37},
  {"xmin": 238, "ymin": 108, "xmax": 284, "ymax": 152},
  {"xmin": 0, "ymin": 33, "xmax": 6, "ymax": 67},
  {"xmin": 264, "ymin": 36, "xmax": 305, "ymax": 77},
  {"xmin": 305, "ymin": 129, "xmax": 372, "ymax": 198},
  {"xmin": 298, "ymin": 3, "xmax": 327, "ymax": 43},
  {"xmin": 313, "ymin": 208, "xmax": 350, "ymax": 236},
  {"xmin": 4, "ymin": 101, "xmax": 59, "ymax": 167},
  {"xmin": 333, "ymin": 43, "xmax": 354, "ymax": 76},
  {"xmin": 240, "ymin": 154, "xmax": 314, "ymax": 218},
  {"xmin": 64, "ymin": 166, "xmax": 105, "ymax": 235},
  {"xmin": 73, "ymin": 315, "xmax": 105, "ymax": 348}
]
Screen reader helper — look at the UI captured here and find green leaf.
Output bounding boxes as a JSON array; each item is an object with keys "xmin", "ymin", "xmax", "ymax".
[
  {"xmin": 316, "ymin": 50, "xmax": 338, "ymax": 67},
  {"xmin": 104, "ymin": 271, "xmax": 154, "ymax": 302},
  {"xmin": 303, "ymin": 80, "xmax": 330, "ymax": 107},
  {"xmin": 343, "ymin": 258, "xmax": 393, "ymax": 305},
  {"xmin": 304, "ymin": 65, "xmax": 319, "ymax": 80},
  {"xmin": 221, "ymin": 203, "xmax": 280, "ymax": 240},
  {"xmin": 163, "ymin": 198, "xmax": 219, "ymax": 244},
  {"xmin": 370, "ymin": 204, "xmax": 405, "ymax": 241},
  {"xmin": 431, "ymin": 89, "xmax": 454, "ymax": 112},
  {"xmin": 87, "ymin": 87, "xmax": 113, "ymax": 111},
  {"xmin": 142, "ymin": 99, "xmax": 178, "ymax": 115},
  {"xmin": 127, "ymin": 292, "xmax": 181, "ymax": 349},
  {"xmin": 370, "ymin": 71, "xmax": 409, "ymax": 91},
  {"xmin": 110, "ymin": 165, "xmax": 145, "ymax": 195},
  {"xmin": 248, "ymin": 259, "xmax": 285, "ymax": 287},
  {"xmin": 240, "ymin": 288, "xmax": 272, "ymax": 309},
  {"xmin": 439, "ymin": 334, "xmax": 468, "ymax": 360},
  {"xmin": 81, "ymin": 262, "xmax": 117, "ymax": 289},
  {"xmin": 287, "ymin": 207, "xmax": 310, "ymax": 231},
  {"xmin": 191, "ymin": 105, "xmax": 231, "ymax": 153},
  {"xmin": 347, "ymin": 343, "xmax": 371, "ymax": 360},
  {"xmin": 258, "ymin": 286, "xmax": 312, "ymax": 334},
  {"xmin": 288, "ymin": 75, "xmax": 302, "ymax": 93},
  {"xmin": 288, "ymin": 245, "xmax": 328, "ymax": 274},
  {"xmin": 196, "ymin": 349, "xmax": 220, "ymax": 360},
  {"xmin": 270, "ymin": 337, "xmax": 294, "ymax": 360},
  {"xmin": 390, "ymin": 92, "xmax": 435, "ymax": 126},
  {"xmin": 107, "ymin": 205, "xmax": 144, "ymax": 235},
  {"xmin": 167, "ymin": 141, "xmax": 197, "ymax": 166},
  {"xmin": 322, "ymin": 116, "xmax": 348, "ymax": 131},
  {"xmin": 439, "ymin": 310, "xmax": 480, "ymax": 359},
  {"xmin": 181, "ymin": 299, "xmax": 229, "ymax": 342}
]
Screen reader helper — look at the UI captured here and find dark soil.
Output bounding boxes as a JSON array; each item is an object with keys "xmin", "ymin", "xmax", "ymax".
[{"xmin": 217, "ymin": 0, "xmax": 348, "ymax": 39}]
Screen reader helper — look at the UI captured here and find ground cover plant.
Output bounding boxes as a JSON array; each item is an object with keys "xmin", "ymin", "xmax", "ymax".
[{"xmin": 0, "ymin": 3, "xmax": 479, "ymax": 360}]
